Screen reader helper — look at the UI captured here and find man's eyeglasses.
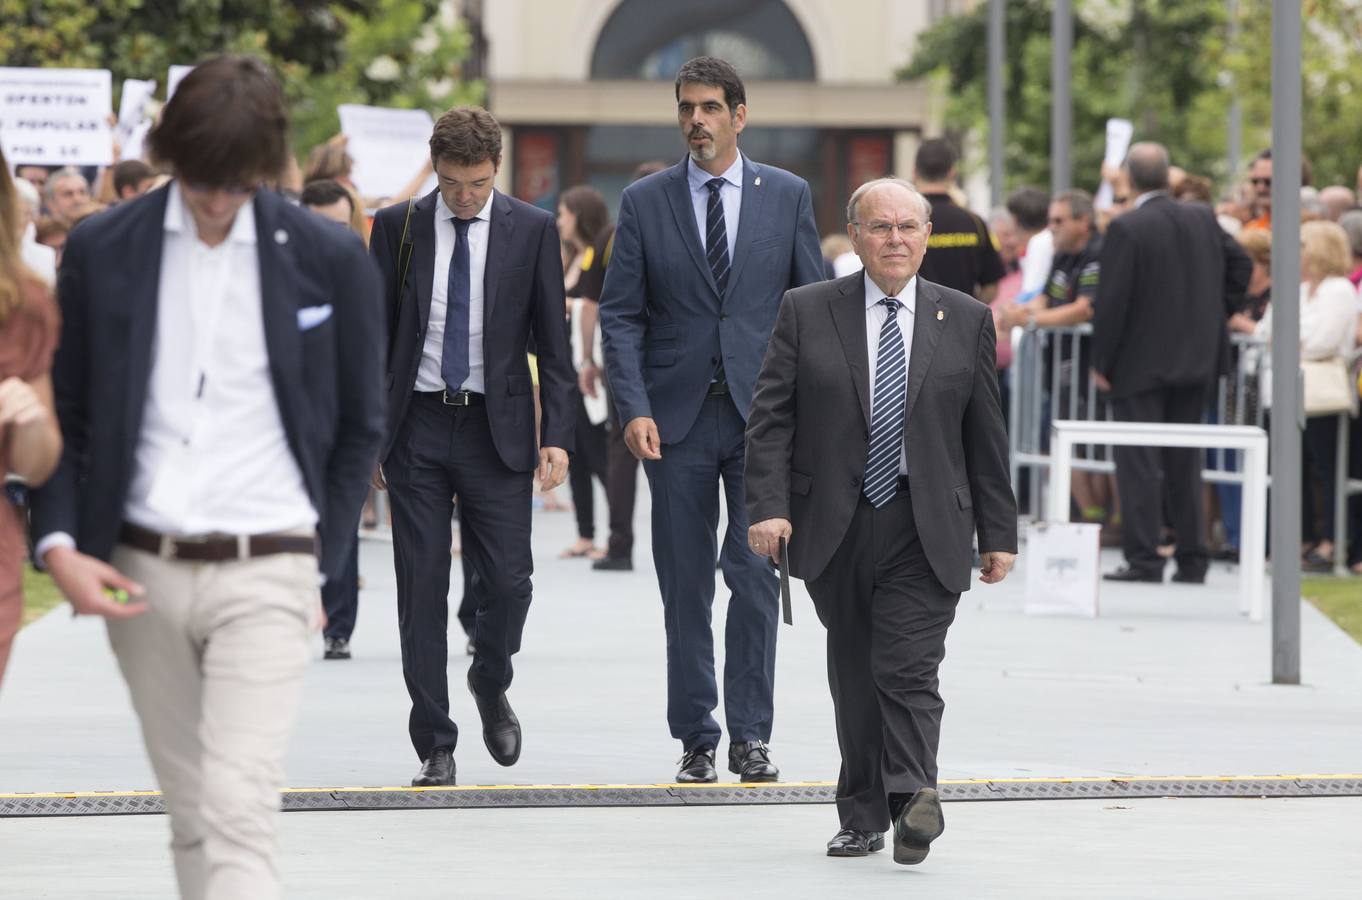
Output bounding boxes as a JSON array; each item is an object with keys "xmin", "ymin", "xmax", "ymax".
[
  {"xmin": 852, "ymin": 221, "xmax": 924, "ymax": 238},
  {"xmin": 1250, "ymin": 177, "xmax": 1272, "ymax": 187}
]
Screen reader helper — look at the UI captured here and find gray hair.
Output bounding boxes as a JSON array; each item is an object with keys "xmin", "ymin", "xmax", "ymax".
[
  {"xmin": 1054, "ymin": 188, "xmax": 1095, "ymax": 222},
  {"xmin": 1338, "ymin": 209, "xmax": 1362, "ymax": 257},
  {"xmin": 12, "ymin": 175, "xmax": 40, "ymax": 218},
  {"xmin": 44, "ymin": 166, "xmax": 88, "ymax": 201},
  {"xmin": 1124, "ymin": 142, "xmax": 1170, "ymax": 194},
  {"xmin": 847, "ymin": 177, "xmax": 932, "ymax": 226}
]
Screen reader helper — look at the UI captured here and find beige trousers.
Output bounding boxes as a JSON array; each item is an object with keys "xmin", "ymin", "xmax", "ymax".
[{"xmin": 107, "ymin": 545, "xmax": 320, "ymax": 900}]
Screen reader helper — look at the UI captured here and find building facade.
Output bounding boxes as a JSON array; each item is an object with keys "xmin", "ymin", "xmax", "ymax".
[{"xmin": 473, "ymin": 0, "xmax": 971, "ymax": 232}]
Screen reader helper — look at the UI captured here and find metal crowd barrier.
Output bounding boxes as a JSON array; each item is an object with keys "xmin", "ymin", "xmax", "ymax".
[{"xmin": 1007, "ymin": 324, "xmax": 1361, "ymax": 575}]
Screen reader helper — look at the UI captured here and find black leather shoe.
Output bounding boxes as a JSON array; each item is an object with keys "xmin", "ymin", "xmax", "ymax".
[
  {"xmin": 1102, "ymin": 566, "xmax": 1163, "ymax": 583},
  {"xmin": 1171, "ymin": 569, "xmax": 1206, "ymax": 584},
  {"xmin": 676, "ymin": 747, "xmax": 717, "ymax": 783},
  {"xmin": 468, "ymin": 677, "xmax": 521, "ymax": 766},
  {"xmin": 827, "ymin": 828, "xmax": 884, "ymax": 857},
  {"xmin": 728, "ymin": 741, "xmax": 779, "ymax": 782},
  {"xmin": 591, "ymin": 555, "xmax": 633, "ymax": 572},
  {"xmin": 323, "ymin": 637, "xmax": 351, "ymax": 660},
  {"xmin": 893, "ymin": 788, "xmax": 945, "ymax": 865},
  {"xmin": 411, "ymin": 747, "xmax": 456, "ymax": 786}
]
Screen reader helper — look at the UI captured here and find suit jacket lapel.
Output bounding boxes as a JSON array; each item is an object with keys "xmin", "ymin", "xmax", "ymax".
[
  {"xmin": 482, "ymin": 190, "xmax": 513, "ymax": 330},
  {"xmin": 412, "ymin": 190, "xmax": 437, "ymax": 327},
  {"xmin": 828, "ymin": 273, "xmax": 871, "ymax": 428},
  {"xmin": 253, "ymin": 192, "xmax": 305, "ymax": 429},
  {"xmin": 903, "ymin": 279, "xmax": 944, "ymax": 425},
  {"xmin": 663, "ymin": 159, "xmax": 720, "ymax": 299},
  {"xmin": 124, "ymin": 187, "xmax": 170, "ymax": 445},
  {"xmin": 723, "ymin": 156, "xmax": 765, "ymax": 304}
]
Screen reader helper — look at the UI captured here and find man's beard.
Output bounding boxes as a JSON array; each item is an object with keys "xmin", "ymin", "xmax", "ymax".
[{"xmin": 688, "ymin": 131, "xmax": 716, "ymax": 163}]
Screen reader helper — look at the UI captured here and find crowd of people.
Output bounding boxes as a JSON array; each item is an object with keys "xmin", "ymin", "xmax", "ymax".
[{"xmin": 0, "ymin": 45, "xmax": 1359, "ymax": 897}]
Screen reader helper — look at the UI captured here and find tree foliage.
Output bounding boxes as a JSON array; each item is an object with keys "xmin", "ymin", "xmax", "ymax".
[
  {"xmin": 0, "ymin": 0, "xmax": 482, "ymax": 157},
  {"xmin": 901, "ymin": 0, "xmax": 1362, "ymax": 195}
]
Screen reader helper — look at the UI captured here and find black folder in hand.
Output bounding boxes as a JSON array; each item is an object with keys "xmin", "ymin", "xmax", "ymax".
[{"xmin": 778, "ymin": 536, "xmax": 792, "ymax": 626}]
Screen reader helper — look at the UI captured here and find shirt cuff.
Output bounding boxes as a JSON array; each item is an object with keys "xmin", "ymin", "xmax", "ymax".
[{"xmin": 34, "ymin": 532, "xmax": 77, "ymax": 569}]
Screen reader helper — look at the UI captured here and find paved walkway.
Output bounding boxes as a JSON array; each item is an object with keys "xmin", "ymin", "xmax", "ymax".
[{"xmin": 2, "ymin": 489, "xmax": 1360, "ymax": 896}]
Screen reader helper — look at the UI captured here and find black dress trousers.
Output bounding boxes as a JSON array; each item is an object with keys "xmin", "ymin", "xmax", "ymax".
[
  {"xmin": 807, "ymin": 483, "xmax": 960, "ymax": 833},
  {"xmin": 384, "ymin": 392, "xmax": 534, "ymax": 761}
]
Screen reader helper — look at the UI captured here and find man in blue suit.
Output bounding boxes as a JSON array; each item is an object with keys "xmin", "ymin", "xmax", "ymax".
[{"xmin": 599, "ymin": 56, "xmax": 824, "ymax": 783}]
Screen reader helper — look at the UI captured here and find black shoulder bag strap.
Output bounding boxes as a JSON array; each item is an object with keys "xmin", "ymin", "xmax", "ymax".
[{"xmin": 388, "ymin": 198, "xmax": 416, "ymax": 359}]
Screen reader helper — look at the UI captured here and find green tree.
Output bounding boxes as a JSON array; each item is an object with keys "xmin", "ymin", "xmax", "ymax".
[
  {"xmin": 0, "ymin": 0, "xmax": 481, "ymax": 156},
  {"xmin": 902, "ymin": 0, "xmax": 1362, "ymax": 195},
  {"xmin": 902, "ymin": 0, "xmax": 1229, "ymax": 194}
]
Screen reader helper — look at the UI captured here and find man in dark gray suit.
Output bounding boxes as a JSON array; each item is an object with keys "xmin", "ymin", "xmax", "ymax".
[
  {"xmin": 745, "ymin": 178, "xmax": 1017, "ymax": 864},
  {"xmin": 599, "ymin": 56, "xmax": 824, "ymax": 783}
]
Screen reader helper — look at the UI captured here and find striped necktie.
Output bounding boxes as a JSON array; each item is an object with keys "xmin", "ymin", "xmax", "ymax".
[{"xmin": 863, "ymin": 297, "xmax": 907, "ymax": 508}]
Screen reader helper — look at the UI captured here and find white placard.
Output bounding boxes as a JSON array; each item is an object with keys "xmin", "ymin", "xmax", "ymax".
[
  {"xmin": 0, "ymin": 67, "xmax": 113, "ymax": 166},
  {"xmin": 1095, "ymin": 117, "xmax": 1134, "ymax": 210},
  {"xmin": 118, "ymin": 78, "xmax": 156, "ymax": 129},
  {"xmin": 166, "ymin": 65, "xmax": 194, "ymax": 102},
  {"xmin": 338, "ymin": 103, "xmax": 435, "ymax": 199},
  {"xmin": 1023, "ymin": 522, "xmax": 1101, "ymax": 617}
]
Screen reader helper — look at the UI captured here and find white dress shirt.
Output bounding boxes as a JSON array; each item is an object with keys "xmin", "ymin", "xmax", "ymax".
[
  {"xmin": 865, "ymin": 273, "xmax": 917, "ymax": 476},
  {"xmin": 687, "ymin": 152, "xmax": 743, "ymax": 265},
  {"xmin": 37, "ymin": 185, "xmax": 318, "ymax": 561},
  {"xmin": 415, "ymin": 189, "xmax": 492, "ymax": 393},
  {"xmin": 121, "ymin": 183, "xmax": 317, "ymax": 536}
]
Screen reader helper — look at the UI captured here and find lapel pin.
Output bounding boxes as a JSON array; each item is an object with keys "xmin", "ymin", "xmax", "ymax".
[
  {"xmin": 754, "ymin": 176, "xmax": 762, "ymax": 186},
  {"xmin": 936, "ymin": 309, "xmax": 944, "ymax": 321},
  {"xmin": 274, "ymin": 229, "xmax": 289, "ymax": 245}
]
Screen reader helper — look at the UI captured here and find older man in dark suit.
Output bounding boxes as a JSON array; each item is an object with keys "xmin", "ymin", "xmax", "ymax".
[
  {"xmin": 1092, "ymin": 142, "xmax": 1251, "ymax": 584},
  {"xmin": 599, "ymin": 56, "xmax": 824, "ymax": 784},
  {"xmin": 745, "ymin": 178, "xmax": 1017, "ymax": 864},
  {"xmin": 32, "ymin": 56, "xmax": 385, "ymax": 898},
  {"xmin": 369, "ymin": 106, "xmax": 575, "ymax": 788}
]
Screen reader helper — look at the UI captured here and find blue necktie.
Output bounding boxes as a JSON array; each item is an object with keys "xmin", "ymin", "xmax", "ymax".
[
  {"xmin": 863, "ymin": 298, "xmax": 907, "ymax": 508},
  {"xmin": 442, "ymin": 216, "xmax": 473, "ymax": 391}
]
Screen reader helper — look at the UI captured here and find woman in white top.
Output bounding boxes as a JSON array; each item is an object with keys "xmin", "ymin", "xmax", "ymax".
[{"xmin": 1255, "ymin": 220, "xmax": 1360, "ymax": 570}]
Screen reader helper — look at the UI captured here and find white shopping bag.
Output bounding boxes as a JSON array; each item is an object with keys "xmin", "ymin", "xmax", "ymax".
[{"xmin": 1023, "ymin": 522, "xmax": 1101, "ymax": 617}]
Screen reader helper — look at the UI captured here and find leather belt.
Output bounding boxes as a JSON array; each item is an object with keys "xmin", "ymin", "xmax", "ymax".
[
  {"xmin": 119, "ymin": 523, "xmax": 317, "ymax": 562},
  {"xmin": 416, "ymin": 389, "xmax": 484, "ymax": 407},
  {"xmin": 707, "ymin": 380, "xmax": 730, "ymax": 397}
]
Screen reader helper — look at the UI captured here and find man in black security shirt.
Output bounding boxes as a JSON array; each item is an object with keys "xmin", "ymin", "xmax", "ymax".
[
  {"xmin": 913, "ymin": 138, "xmax": 1006, "ymax": 301},
  {"xmin": 1001, "ymin": 188, "xmax": 1101, "ymax": 333}
]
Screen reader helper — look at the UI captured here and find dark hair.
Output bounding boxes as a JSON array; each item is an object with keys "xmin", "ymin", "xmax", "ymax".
[
  {"xmin": 914, "ymin": 138, "xmax": 957, "ymax": 182},
  {"xmin": 559, "ymin": 185, "xmax": 610, "ymax": 248},
  {"xmin": 674, "ymin": 56, "xmax": 746, "ymax": 114},
  {"xmin": 34, "ymin": 216, "xmax": 69, "ymax": 244},
  {"xmin": 112, "ymin": 160, "xmax": 153, "ymax": 197},
  {"xmin": 1006, "ymin": 186, "xmax": 1049, "ymax": 231},
  {"xmin": 1252, "ymin": 147, "xmax": 1313, "ymax": 187},
  {"xmin": 301, "ymin": 179, "xmax": 354, "ymax": 214},
  {"xmin": 1053, "ymin": 188, "xmax": 1094, "ymax": 222},
  {"xmin": 631, "ymin": 160, "xmax": 669, "ymax": 182},
  {"xmin": 430, "ymin": 106, "xmax": 502, "ymax": 168},
  {"xmin": 147, "ymin": 55, "xmax": 289, "ymax": 188}
]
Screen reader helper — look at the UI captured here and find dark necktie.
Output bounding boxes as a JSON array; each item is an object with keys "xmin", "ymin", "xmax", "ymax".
[
  {"xmin": 704, "ymin": 177, "xmax": 730, "ymax": 295},
  {"xmin": 442, "ymin": 216, "xmax": 473, "ymax": 391},
  {"xmin": 863, "ymin": 297, "xmax": 907, "ymax": 508},
  {"xmin": 705, "ymin": 177, "xmax": 730, "ymax": 384}
]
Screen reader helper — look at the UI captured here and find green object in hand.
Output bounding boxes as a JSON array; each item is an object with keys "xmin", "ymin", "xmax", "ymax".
[{"xmin": 104, "ymin": 588, "xmax": 130, "ymax": 605}]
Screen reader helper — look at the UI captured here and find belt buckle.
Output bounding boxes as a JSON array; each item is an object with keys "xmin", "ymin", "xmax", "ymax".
[{"xmin": 442, "ymin": 389, "xmax": 471, "ymax": 407}]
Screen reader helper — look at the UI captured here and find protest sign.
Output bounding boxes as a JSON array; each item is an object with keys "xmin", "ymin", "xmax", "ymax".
[
  {"xmin": 338, "ymin": 104, "xmax": 436, "ymax": 199},
  {"xmin": 0, "ymin": 67, "xmax": 113, "ymax": 166}
]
